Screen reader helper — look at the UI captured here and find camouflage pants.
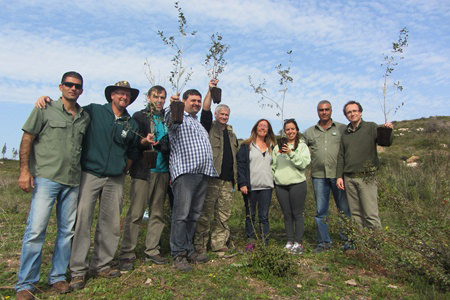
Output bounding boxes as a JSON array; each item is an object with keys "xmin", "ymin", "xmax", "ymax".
[{"xmin": 194, "ymin": 178, "xmax": 234, "ymax": 252}]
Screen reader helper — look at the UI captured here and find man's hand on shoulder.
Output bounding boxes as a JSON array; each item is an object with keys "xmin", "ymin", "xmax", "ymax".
[{"xmin": 36, "ymin": 96, "xmax": 53, "ymax": 109}]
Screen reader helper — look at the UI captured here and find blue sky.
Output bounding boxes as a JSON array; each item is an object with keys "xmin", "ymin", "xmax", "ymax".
[{"xmin": 1, "ymin": 0, "xmax": 449, "ymax": 157}]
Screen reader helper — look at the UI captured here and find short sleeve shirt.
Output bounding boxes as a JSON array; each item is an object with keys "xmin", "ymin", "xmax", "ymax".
[{"xmin": 22, "ymin": 98, "xmax": 90, "ymax": 186}]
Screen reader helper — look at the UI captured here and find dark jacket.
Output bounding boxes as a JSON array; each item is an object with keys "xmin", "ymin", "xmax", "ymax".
[
  {"xmin": 208, "ymin": 119, "xmax": 239, "ymax": 184},
  {"xmin": 129, "ymin": 108, "xmax": 154, "ymax": 180},
  {"xmin": 237, "ymin": 143, "xmax": 251, "ymax": 191},
  {"xmin": 81, "ymin": 103, "xmax": 139, "ymax": 177}
]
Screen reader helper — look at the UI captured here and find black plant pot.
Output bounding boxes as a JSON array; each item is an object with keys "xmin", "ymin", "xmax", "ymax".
[
  {"xmin": 377, "ymin": 126, "xmax": 393, "ymax": 146},
  {"xmin": 143, "ymin": 150, "xmax": 158, "ymax": 169},
  {"xmin": 277, "ymin": 137, "xmax": 288, "ymax": 152},
  {"xmin": 171, "ymin": 101, "xmax": 185, "ymax": 124},
  {"xmin": 211, "ymin": 87, "xmax": 222, "ymax": 104}
]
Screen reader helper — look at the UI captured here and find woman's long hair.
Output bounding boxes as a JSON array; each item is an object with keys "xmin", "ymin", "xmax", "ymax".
[
  {"xmin": 244, "ymin": 119, "xmax": 276, "ymax": 153},
  {"xmin": 284, "ymin": 119, "xmax": 301, "ymax": 151}
]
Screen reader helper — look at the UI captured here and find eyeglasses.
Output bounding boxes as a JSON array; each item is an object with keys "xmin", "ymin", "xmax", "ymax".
[
  {"xmin": 114, "ymin": 91, "xmax": 131, "ymax": 98},
  {"xmin": 62, "ymin": 82, "xmax": 83, "ymax": 90},
  {"xmin": 345, "ymin": 109, "xmax": 360, "ymax": 115}
]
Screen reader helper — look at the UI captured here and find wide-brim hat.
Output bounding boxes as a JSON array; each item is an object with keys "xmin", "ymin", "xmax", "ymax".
[{"xmin": 104, "ymin": 81, "xmax": 140, "ymax": 104}]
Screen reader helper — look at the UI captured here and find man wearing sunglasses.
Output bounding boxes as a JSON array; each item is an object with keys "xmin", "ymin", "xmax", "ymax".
[
  {"xmin": 304, "ymin": 100, "xmax": 351, "ymax": 254},
  {"xmin": 16, "ymin": 72, "xmax": 90, "ymax": 299},
  {"xmin": 35, "ymin": 81, "xmax": 153, "ymax": 290}
]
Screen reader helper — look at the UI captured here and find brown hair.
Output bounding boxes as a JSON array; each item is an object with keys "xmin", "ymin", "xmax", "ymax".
[
  {"xmin": 244, "ymin": 119, "xmax": 276, "ymax": 153},
  {"xmin": 283, "ymin": 119, "xmax": 301, "ymax": 151}
]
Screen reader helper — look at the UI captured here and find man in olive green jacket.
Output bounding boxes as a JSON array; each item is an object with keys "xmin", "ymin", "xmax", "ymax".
[{"xmin": 194, "ymin": 79, "xmax": 239, "ymax": 253}]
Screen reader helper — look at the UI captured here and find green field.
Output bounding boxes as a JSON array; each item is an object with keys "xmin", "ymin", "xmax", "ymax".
[{"xmin": 1, "ymin": 116, "xmax": 449, "ymax": 299}]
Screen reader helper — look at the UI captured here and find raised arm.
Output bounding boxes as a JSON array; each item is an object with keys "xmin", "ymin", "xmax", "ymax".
[{"xmin": 203, "ymin": 79, "xmax": 218, "ymax": 112}]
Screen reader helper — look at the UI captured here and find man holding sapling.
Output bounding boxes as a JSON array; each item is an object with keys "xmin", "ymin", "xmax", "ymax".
[
  {"xmin": 35, "ymin": 81, "xmax": 154, "ymax": 290},
  {"xmin": 304, "ymin": 100, "xmax": 351, "ymax": 254},
  {"xmin": 194, "ymin": 79, "xmax": 239, "ymax": 254},
  {"xmin": 165, "ymin": 88, "xmax": 218, "ymax": 271},
  {"xmin": 15, "ymin": 71, "xmax": 90, "ymax": 299},
  {"xmin": 119, "ymin": 85, "xmax": 171, "ymax": 270},
  {"xmin": 336, "ymin": 101, "xmax": 393, "ymax": 230}
]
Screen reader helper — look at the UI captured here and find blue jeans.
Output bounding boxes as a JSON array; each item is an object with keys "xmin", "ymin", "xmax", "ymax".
[
  {"xmin": 170, "ymin": 174, "xmax": 208, "ymax": 258},
  {"xmin": 312, "ymin": 178, "xmax": 350, "ymax": 246},
  {"xmin": 243, "ymin": 189, "xmax": 272, "ymax": 244},
  {"xmin": 16, "ymin": 178, "xmax": 78, "ymax": 292}
]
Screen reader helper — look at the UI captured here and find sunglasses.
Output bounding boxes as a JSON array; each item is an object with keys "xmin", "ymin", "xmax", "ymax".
[{"xmin": 62, "ymin": 82, "xmax": 83, "ymax": 90}]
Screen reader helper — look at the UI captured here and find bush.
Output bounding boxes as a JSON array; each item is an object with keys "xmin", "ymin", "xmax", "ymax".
[{"xmin": 250, "ymin": 243, "xmax": 296, "ymax": 278}]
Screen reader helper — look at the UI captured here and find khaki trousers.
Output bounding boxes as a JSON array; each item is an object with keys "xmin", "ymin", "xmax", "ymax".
[
  {"xmin": 70, "ymin": 172, "xmax": 125, "ymax": 276},
  {"xmin": 344, "ymin": 176, "xmax": 381, "ymax": 229},
  {"xmin": 119, "ymin": 172, "xmax": 169, "ymax": 259}
]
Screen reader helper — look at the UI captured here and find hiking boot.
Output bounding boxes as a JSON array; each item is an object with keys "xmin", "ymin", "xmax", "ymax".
[
  {"xmin": 51, "ymin": 281, "xmax": 71, "ymax": 294},
  {"xmin": 119, "ymin": 258, "xmax": 135, "ymax": 270},
  {"xmin": 290, "ymin": 242, "xmax": 304, "ymax": 255},
  {"xmin": 173, "ymin": 256, "xmax": 192, "ymax": 272},
  {"xmin": 284, "ymin": 241, "xmax": 294, "ymax": 251},
  {"xmin": 16, "ymin": 290, "xmax": 35, "ymax": 300},
  {"xmin": 70, "ymin": 276, "xmax": 86, "ymax": 290},
  {"xmin": 145, "ymin": 254, "xmax": 169, "ymax": 265},
  {"xmin": 187, "ymin": 252, "xmax": 209, "ymax": 264},
  {"xmin": 92, "ymin": 267, "xmax": 121, "ymax": 278},
  {"xmin": 314, "ymin": 243, "xmax": 332, "ymax": 254}
]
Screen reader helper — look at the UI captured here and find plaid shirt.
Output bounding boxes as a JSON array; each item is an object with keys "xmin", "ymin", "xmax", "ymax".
[{"xmin": 165, "ymin": 107, "xmax": 218, "ymax": 181}]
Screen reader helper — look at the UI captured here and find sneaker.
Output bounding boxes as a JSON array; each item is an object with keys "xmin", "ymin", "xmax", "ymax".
[
  {"xmin": 314, "ymin": 243, "xmax": 332, "ymax": 254},
  {"xmin": 145, "ymin": 254, "xmax": 169, "ymax": 265},
  {"xmin": 173, "ymin": 256, "xmax": 192, "ymax": 272},
  {"xmin": 91, "ymin": 267, "xmax": 121, "ymax": 278},
  {"xmin": 284, "ymin": 241, "xmax": 294, "ymax": 251},
  {"xmin": 51, "ymin": 281, "xmax": 71, "ymax": 294},
  {"xmin": 70, "ymin": 276, "xmax": 86, "ymax": 290},
  {"xmin": 245, "ymin": 243, "xmax": 255, "ymax": 252},
  {"xmin": 143, "ymin": 210, "xmax": 150, "ymax": 221},
  {"xmin": 16, "ymin": 289, "xmax": 35, "ymax": 300},
  {"xmin": 290, "ymin": 242, "xmax": 303, "ymax": 255},
  {"xmin": 119, "ymin": 258, "xmax": 135, "ymax": 270},
  {"xmin": 187, "ymin": 252, "xmax": 209, "ymax": 264}
]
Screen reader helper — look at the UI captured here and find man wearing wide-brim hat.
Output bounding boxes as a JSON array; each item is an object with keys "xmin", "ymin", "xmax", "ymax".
[{"xmin": 36, "ymin": 81, "xmax": 155, "ymax": 290}]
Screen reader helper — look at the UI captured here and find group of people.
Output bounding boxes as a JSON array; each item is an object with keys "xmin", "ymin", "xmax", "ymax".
[{"xmin": 14, "ymin": 71, "xmax": 393, "ymax": 299}]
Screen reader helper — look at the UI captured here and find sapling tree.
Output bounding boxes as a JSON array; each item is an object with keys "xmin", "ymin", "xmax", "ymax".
[
  {"xmin": 1, "ymin": 143, "xmax": 6, "ymax": 159},
  {"xmin": 158, "ymin": 1, "xmax": 196, "ymax": 94},
  {"xmin": 204, "ymin": 32, "xmax": 229, "ymax": 103},
  {"xmin": 12, "ymin": 148, "xmax": 18, "ymax": 160},
  {"xmin": 249, "ymin": 50, "xmax": 293, "ymax": 134},
  {"xmin": 380, "ymin": 27, "xmax": 409, "ymax": 123}
]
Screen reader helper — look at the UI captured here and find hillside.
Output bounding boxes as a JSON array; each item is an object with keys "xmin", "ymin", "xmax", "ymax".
[{"xmin": 0, "ymin": 116, "xmax": 449, "ymax": 299}]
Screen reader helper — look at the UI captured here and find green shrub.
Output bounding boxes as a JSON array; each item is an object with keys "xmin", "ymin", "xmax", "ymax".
[{"xmin": 250, "ymin": 243, "xmax": 296, "ymax": 278}]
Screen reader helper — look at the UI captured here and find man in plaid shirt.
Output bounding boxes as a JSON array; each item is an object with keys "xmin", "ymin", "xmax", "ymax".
[{"xmin": 165, "ymin": 89, "xmax": 218, "ymax": 271}]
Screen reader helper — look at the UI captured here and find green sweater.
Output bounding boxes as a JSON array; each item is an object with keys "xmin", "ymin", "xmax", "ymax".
[
  {"xmin": 272, "ymin": 141, "xmax": 311, "ymax": 185},
  {"xmin": 336, "ymin": 120, "xmax": 393, "ymax": 178}
]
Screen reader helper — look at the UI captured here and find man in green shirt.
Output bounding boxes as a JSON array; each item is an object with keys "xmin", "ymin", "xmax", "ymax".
[
  {"xmin": 336, "ymin": 101, "xmax": 393, "ymax": 229},
  {"xmin": 304, "ymin": 100, "xmax": 351, "ymax": 254},
  {"xmin": 15, "ymin": 72, "xmax": 90, "ymax": 299}
]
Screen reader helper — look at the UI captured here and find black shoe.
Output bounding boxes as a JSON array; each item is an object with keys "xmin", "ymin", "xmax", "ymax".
[
  {"xmin": 145, "ymin": 254, "xmax": 169, "ymax": 265},
  {"xmin": 314, "ymin": 243, "xmax": 332, "ymax": 254},
  {"xmin": 119, "ymin": 258, "xmax": 135, "ymax": 270},
  {"xmin": 173, "ymin": 256, "xmax": 192, "ymax": 272}
]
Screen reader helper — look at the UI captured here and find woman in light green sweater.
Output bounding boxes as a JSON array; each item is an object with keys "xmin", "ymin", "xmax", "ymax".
[{"xmin": 272, "ymin": 119, "xmax": 311, "ymax": 254}]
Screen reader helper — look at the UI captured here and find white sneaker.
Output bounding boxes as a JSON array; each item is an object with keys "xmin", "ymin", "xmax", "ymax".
[
  {"xmin": 284, "ymin": 241, "xmax": 294, "ymax": 250},
  {"xmin": 290, "ymin": 242, "xmax": 303, "ymax": 255}
]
